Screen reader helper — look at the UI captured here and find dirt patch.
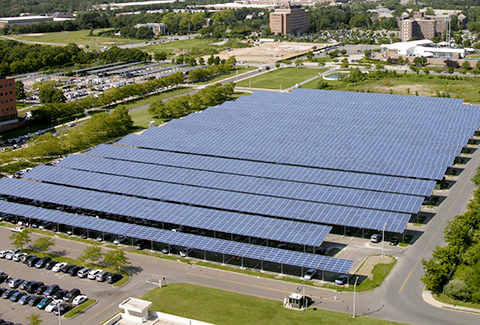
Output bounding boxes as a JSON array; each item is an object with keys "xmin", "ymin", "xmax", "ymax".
[
  {"xmin": 22, "ymin": 33, "xmax": 45, "ymax": 37},
  {"xmin": 356, "ymin": 255, "xmax": 394, "ymax": 279},
  {"xmin": 215, "ymin": 41, "xmax": 331, "ymax": 64}
]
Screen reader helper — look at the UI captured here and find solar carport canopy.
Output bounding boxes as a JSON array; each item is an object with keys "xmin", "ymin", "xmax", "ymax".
[
  {"xmin": 0, "ymin": 200, "xmax": 353, "ymax": 274},
  {"xmin": 87, "ymin": 144, "xmax": 435, "ymax": 197},
  {"xmin": 118, "ymin": 89, "xmax": 480, "ymax": 180},
  {"xmin": 19, "ymin": 168, "xmax": 411, "ymax": 233},
  {"xmin": 0, "ymin": 178, "xmax": 332, "ymax": 247}
]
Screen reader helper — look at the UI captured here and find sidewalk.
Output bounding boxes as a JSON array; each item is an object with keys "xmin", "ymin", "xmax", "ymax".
[{"xmin": 422, "ymin": 290, "xmax": 480, "ymax": 315}]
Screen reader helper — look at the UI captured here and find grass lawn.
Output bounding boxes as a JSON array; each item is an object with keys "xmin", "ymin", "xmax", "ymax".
[
  {"xmin": 64, "ymin": 299, "xmax": 97, "ymax": 319},
  {"xmin": 195, "ymin": 66, "xmax": 256, "ymax": 85},
  {"xmin": 302, "ymin": 73, "xmax": 480, "ymax": 103},
  {"xmin": 8, "ymin": 29, "xmax": 131, "ymax": 47},
  {"xmin": 236, "ymin": 68, "xmax": 326, "ymax": 90},
  {"xmin": 145, "ymin": 38, "xmax": 222, "ymax": 58},
  {"xmin": 141, "ymin": 283, "xmax": 405, "ymax": 325},
  {"xmin": 435, "ymin": 293, "xmax": 480, "ymax": 310}
]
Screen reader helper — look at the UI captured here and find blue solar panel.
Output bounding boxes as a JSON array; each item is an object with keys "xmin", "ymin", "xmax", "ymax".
[
  {"xmin": 0, "ymin": 177, "xmax": 410, "ymax": 233},
  {"xmin": 117, "ymin": 89, "xmax": 479, "ymax": 180},
  {"xmin": 0, "ymin": 178, "xmax": 330, "ymax": 246},
  {"xmin": 55, "ymin": 155, "xmax": 424, "ymax": 214},
  {"xmin": 87, "ymin": 144, "xmax": 435, "ymax": 197},
  {"xmin": 0, "ymin": 200, "xmax": 353, "ymax": 274}
]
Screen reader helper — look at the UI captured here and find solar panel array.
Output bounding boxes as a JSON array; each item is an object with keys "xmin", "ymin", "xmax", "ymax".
[
  {"xmin": 22, "ymin": 167, "xmax": 411, "ymax": 232},
  {"xmin": 0, "ymin": 200, "xmax": 353, "ymax": 274},
  {"xmin": 0, "ymin": 178, "xmax": 331, "ymax": 247},
  {"xmin": 54, "ymin": 156, "xmax": 423, "ymax": 214},
  {"xmin": 119, "ymin": 89, "xmax": 479, "ymax": 180}
]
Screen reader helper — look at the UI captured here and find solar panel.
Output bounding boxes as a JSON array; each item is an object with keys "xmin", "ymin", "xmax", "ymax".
[
  {"xmin": 56, "ymin": 155, "xmax": 424, "ymax": 214},
  {"xmin": 0, "ymin": 177, "xmax": 410, "ymax": 233},
  {"xmin": 0, "ymin": 178, "xmax": 331, "ymax": 246},
  {"xmin": 116, "ymin": 89, "xmax": 479, "ymax": 180},
  {"xmin": 0, "ymin": 200, "xmax": 353, "ymax": 274},
  {"xmin": 87, "ymin": 144, "xmax": 435, "ymax": 197}
]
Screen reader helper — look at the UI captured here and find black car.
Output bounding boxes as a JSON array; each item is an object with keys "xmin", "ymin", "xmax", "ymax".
[
  {"xmin": 19, "ymin": 280, "xmax": 34, "ymax": 291},
  {"xmin": 52, "ymin": 289, "xmax": 68, "ymax": 300},
  {"xmin": 106, "ymin": 273, "xmax": 123, "ymax": 284},
  {"xmin": 53, "ymin": 302, "xmax": 71, "ymax": 316},
  {"xmin": 68, "ymin": 266, "xmax": 83, "ymax": 276},
  {"xmin": 22, "ymin": 255, "xmax": 37, "ymax": 264},
  {"xmin": 0, "ymin": 274, "xmax": 9, "ymax": 284},
  {"xmin": 18, "ymin": 294, "xmax": 33, "ymax": 305},
  {"xmin": 0, "ymin": 288, "xmax": 6, "ymax": 296},
  {"xmin": 35, "ymin": 257, "xmax": 52, "ymax": 268},
  {"xmin": 61, "ymin": 264, "xmax": 75, "ymax": 274},
  {"xmin": 35, "ymin": 285, "xmax": 48, "ymax": 295},
  {"xmin": 63, "ymin": 288, "xmax": 81, "ymax": 303},
  {"xmin": 2, "ymin": 289, "xmax": 17, "ymax": 299},
  {"xmin": 390, "ymin": 237, "xmax": 400, "ymax": 246},
  {"xmin": 45, "ymin": 260, "xmax": 59, "ymax": 270},
  {"xmin": 10, "ymin": 291, "xmax": 26, "ymax": 302},
  {"xmin": 26, "ymin": 281, "xmax": 44, "ymax": 293},
  {"xmin": 28, "ymin": 295, "xmax": 43, "ymax": 307},
  {"xmin": 44, "ymin": 284, "xmax": 60, "ymax": 297},
  {"xmin": 8, "ymin": 278, "xmax": 24, "ymax": 289},
  {"xmin": 26, "ymin": 257, "xmax": 41, "ymax": 267}
]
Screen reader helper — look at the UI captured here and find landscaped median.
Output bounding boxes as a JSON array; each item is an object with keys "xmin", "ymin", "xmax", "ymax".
[{"xmin": 64, "ymin": 299, "xmax": 97, "ymax": 319}]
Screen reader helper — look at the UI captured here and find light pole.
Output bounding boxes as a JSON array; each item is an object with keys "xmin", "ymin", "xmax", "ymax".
[
  {"xmin": 382, "ymin": 222, "xmax": 387, "ymax": 257},
  {"xmin": 353, "ymin": 276, "xmax": 359, "ymax": 318},
  {"xmin": 57, "ymin": 299, "xmax": 62, "ymax": 325}
]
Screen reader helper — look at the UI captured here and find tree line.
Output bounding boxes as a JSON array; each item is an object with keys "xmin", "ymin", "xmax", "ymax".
[{"xmin": 149, "ymin": 82, "xmax": 234, "ymax": 119}]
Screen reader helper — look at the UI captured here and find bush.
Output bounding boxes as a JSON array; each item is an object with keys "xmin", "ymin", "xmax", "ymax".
[{"xmin": 444, "ymin": 279, "xmax": 469, "ymax": 300}]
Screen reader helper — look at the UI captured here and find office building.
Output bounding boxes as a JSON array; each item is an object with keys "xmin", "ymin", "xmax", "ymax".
[
  {"xmin": 400, "ymin": 12, "xmax": 448, "ymax": 42},
  {"xmin": 0, "ymin": 77, "xmax": 17, "ymax": 126},
  {"xmin": 269, "ymin": 4, "xmax": 310, "ymax": 35}
]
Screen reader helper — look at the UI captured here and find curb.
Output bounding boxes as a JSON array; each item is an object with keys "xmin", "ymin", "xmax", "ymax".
[
  {"xmin": 422, "ymin": 290, "xmax": 480, "ymax": 315},
  {"xmin": 64, "ymin": 299, "xmax": 99, "ymax": 320}
]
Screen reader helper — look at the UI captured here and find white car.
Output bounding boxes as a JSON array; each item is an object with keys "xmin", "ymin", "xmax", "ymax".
[
  {"xmin": 77, "ymin": 268, "xmax": 91, "ymax": 278},
  {"xmin": 10, "ymin": 227, "xmax": 24, "ymax": 233},
  {"xmin": 45, "ymin": 299, "xmax": 63, "ymax": 313},
  {"xmin": 87, "ymin": 269, "xmax": 103, "ymax": 280},
  {"xmin": 12, "ymin": 252, "xmax": 26, "ymax": 262},
  {"xmin": 0, "ymin": 250, "xmax": 12, "ymax": 258},
  {"xmin": 304, "ymin": 269, "xmax": 317, "ymax": 280},
  {"xmin": 5, "ymin": 249, "xmax": 21, "ymax": 260},
  {"xmin": 370, "ymin": 234, "xmax": 381, "ymax": 243},
  {"xmin": 52, "ymin": 262, "xmax": 68, "ymax": 272},
  {"xmin": 335, "ymin": 275, "xmax": 348, "ymax": 285},
  {"xmin": 72, "ymin": 294, "xmax": 88, "ymax": 306},
  {"xmin": 113, "ymin": 236, "xmax": 126, "ymax": 245},
  {"xmin": 179, "ymin": 248, "xmax": 193, "ymax": 257}
]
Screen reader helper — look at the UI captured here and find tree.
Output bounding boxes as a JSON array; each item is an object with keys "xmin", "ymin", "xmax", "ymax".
[
  {"xmin": 33, "ymin": 237, "xmax": 55, "ymax": 253},
  {"xmin": 79, "ymin": 246, "xmax": 104, "ymax": 266},
  {"xmin": 39, "ymin": 85, "xmax": 65, "ymax": 104},
  {"xmin": 462, "ymin": 60, "xmax": 472, "ymax": 70},
  {"xmin": 198, "ymin": 57, "xmax": 205, "ymax": 65},
  {"xmin": 476, "ymin": 60, "xmax": 480, "ymax": 71},
  {"xmin": 445, "ymin": 279, "xmax": 469, "ymax": 300},
  {"xmin": 275, "ymin": 62, "xmax": 280, "ymax": 68},
  {"xmin": 154, "ymin": 51, "xmax": 168, "ymax": 62},
  {"xmin": 341, "ymin": 58, "xmax": 349, "ymax": 69},
  {"xmin": 306, "ymin": 51, "xmax": 314, "ymax": 60},
  {"xmin": 294, "ymin": 59, "xmax": 304, "ymax": 67},
  {"xmin": 15, "ymin": 80, "xmax": 26, "ymax": 101},
  {"xmin": 10, "ymin": 229, "xmax": 31, "ymax": 249},
  {"xmin": 104, "ymin": 249, "xmax": 130, "ymax": 269},
  {"xmin": 26, "ymin": 313, "xmax": 42, "ymax": 325}
]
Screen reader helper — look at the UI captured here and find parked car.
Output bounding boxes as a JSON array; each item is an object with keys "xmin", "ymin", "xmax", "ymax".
[
  {"xmin": 63, "ymin": 288, "xmax": 81, "ymax": 303},
  {"xmin": 106, "ymin": 273, "xmax": 122, "ymax": 284},
  {"xmin": 52, "ymin": 289, "xmax": 68, "ymax": 300},
  {"xmin": 12, "ymin": 252, "xmax": 26, "ymax": 262},
  {"xmin": 52, "ymin": 262, "xmax": 67, "ymax": 272},
  {"xmin": 19, "ymin": 280, "xmax": 35, "ymax": 291},
  {"xmin": 134, "ymin": 240, "xmax": 149, "ymax": 250},
  {"xmin": 161, "ymin": 245, "xmax": 173, "ymax": 254},
  {"xmin": 53, "ymin": 302, "xmax": 71, "ymax": 315},
  {"xmin": 2, "ymin": 289, "xmax": 17, "ymax": 299},
  {"xmin": 179, "ymin": 248, "xmax": 193, "ymax": 257},
  {"xmin": 61, "ymin": 264, "xmax": 75, "ymax": 274},
  {"xmin": 87, "ymin": 269, "xmax": 103, "ymax": 280},
  {"xmin": 26, "ymin": 281, "xmax": 44, "ymax": 293},
  {"xmin": 10, "ymin": 227, "xmax": 24, "ymax": 233},
  {"xmin": 37, "ymin": 297, "xmax": 53, "ymax": 309},
  {"xmin": 35, "ymin": 257, "xmax": 52, "ymax": 268},
  {"xmin": 45, "ymin": 260, "xmax": 59, "ymax": 270},
  {"xmin": 96, "ymin": 271, "xmax": 110, "ymax": 282},
  {"xmin": 335, "ymin": 275, "xmax": 348, "ymax": 285},
  {"xmin": 77, "ymin": 268, "xmax": 91, "ymax": 278},
  {"xmin": 0, "ymin": 250, "xmax": 12, "ymax": 258},
  {"xmin": 72, "ymin": 294, "xmax": 88, "ymax": 306},
  {"xmin": 304, "ymin": 269, "xmax": 317, "ymax": 280},
  {"xmin": 113, "ymin": 236, "xmax": 127, "ymax": 245},
  {"xmin": 0, "ymin": 274, "xmax": 8, "ymax": 284},
  {"xmin": 45, "ymin": 299, "xmax": 62, "ymax": 313},
  {"xmin": 44, "ymin": 284, "xmax": 60, "ymax": 297},
  {"xmin": 10, "ymin": 291, "xmax": 27, "ymax": 302},
  {"xmin": 28, "ymin": 295, "xmax": 43, "ymax": 307},
  {"xmin": 20, "ymin": 254, "xmax": 35, "ymax": 263},
  {"xmin": 370, "ymin": 234, "xmax": 381, "ymax": 243},
  {"xmin": 27, "ymin": 257, "xmax": 41, "ymax": 267},
  {"xmin": 390, "ymin": 237, "xmax": 399, "ymax": 246},
  {"xmin": 8, "ymin": 278, "xmax": 25, "ymax": 288},
  {"xmin": 18, "ymin": 294, "xmax": 33, "ymax": 305},
  {"xmin": 35, "ymin": 285, "xmax": 48, "ymax": 295},
  {"xmin": 5, "ymin": 249, "xmax": 21, "ymax": 260},
  {"xmin": 68, "ymin": 266, "xmax": 83, "ymax": 276},
  {"xmin": 0, "ymin": 288, "xmax": 6, "ymax": 296}
]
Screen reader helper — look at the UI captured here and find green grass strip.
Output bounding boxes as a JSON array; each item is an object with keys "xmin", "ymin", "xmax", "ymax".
[{"xmin": 63, "ymin": 299, "xmax": 97, "ymax": 319}]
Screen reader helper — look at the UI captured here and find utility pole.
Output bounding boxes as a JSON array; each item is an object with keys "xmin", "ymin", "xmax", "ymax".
[
  {"xmin": 382, "ymin": 223, "xmax": 387, "ymax": 257},
  {"xmin": 353, "ymin": 276, "xmax": 359, "ymax": 318}
]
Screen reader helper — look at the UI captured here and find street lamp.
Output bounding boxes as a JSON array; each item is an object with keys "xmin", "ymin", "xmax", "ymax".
[
  {"xmin": 382, "ymin": 222, "xmax": 387, "ymax": 257},
  {"xmin": 57, "ymin": 299, "xmax": 62, "ymax": 325},
  {"xmin": 353, "ymin": 276, "xmax": 359, "ymax": 318}
]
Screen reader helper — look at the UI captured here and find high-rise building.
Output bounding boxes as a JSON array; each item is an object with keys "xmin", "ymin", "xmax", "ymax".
[
  {"xmin": 400, "ymin": 12, "xmax": 448, "ymax": 42},
  {"xmin": 0, "ymin": 77, "xmax": 18, "ymax": 126},
  {"xmin": 269, "ymin": 4, "xmax": 310, "ymax": 35}
]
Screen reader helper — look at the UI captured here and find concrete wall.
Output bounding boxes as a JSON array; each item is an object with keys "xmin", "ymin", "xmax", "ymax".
[{"xmin": 151, "ymin": 311, "xmax": 214, "ymax": 325}]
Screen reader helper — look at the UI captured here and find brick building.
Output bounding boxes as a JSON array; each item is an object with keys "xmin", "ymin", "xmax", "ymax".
[
  {"xmin": 0, "ymin": 77, "xmax": 18, "ymax": 126},
  {"xmin": 269, "ymin": 4, "xmax": 310, "ymax": 35},
  {"xmin": 400, "ymin": 12, "xmax": 448, "ymax": 42}
]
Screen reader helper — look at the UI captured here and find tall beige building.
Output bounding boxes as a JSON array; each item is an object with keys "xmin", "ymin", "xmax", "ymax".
[{"xmin": 269, "ymin": 4, "xmax": 310, "ymax": 35}]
